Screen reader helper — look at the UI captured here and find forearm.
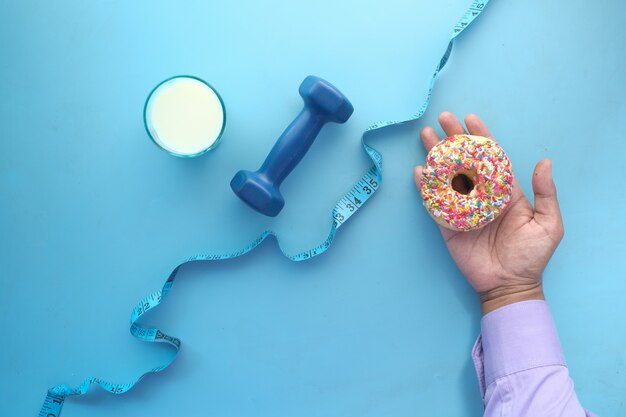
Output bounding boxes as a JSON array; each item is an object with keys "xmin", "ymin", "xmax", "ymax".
[{"xmin": 473, "ymin": 300, "xmax": 595, "ymax": 417}]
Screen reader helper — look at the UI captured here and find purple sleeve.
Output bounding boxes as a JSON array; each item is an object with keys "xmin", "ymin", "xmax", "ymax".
[{"xmin": 471, "ymin": 300, "xmax": 597, "ymax": 417}]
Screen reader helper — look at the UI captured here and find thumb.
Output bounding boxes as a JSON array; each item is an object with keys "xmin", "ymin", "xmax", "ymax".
[
  {"xmin": 532, "ymin": 159, "xmax": 564, "ymax": 237},
  {"xmin": 413, "ymin": 166, "xmax": 424, "ymax": 192}
]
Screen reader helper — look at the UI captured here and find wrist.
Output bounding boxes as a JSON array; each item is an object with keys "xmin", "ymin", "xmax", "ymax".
[{"xmin": 479, "ymin": 283, "xmax": 544, "ymax": 315}]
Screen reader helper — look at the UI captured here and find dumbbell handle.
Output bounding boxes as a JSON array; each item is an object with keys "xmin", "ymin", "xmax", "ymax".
[{"xmin": 258, "ymin": 107, "xmax": 324, "ymax": 187}]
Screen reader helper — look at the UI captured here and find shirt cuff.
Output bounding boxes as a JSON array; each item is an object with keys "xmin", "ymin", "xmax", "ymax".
[{"xmin": 480, "ymin": 300, "xmax": 566, "ymax": 387}]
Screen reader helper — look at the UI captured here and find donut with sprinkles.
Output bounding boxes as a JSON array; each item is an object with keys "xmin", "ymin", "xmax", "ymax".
[{"xmin": 419, "ymin": 134, "xmax": 514, "ymax": 231}]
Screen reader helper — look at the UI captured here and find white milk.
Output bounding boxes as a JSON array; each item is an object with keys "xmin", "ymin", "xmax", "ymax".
[{"xmin": 145, "ymin": 77, "xmax": 225, "ymax": 156}]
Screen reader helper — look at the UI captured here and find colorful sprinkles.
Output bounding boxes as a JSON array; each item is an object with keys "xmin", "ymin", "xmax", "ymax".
[{"xmin": 420, "ymin": 134, "xmax": 514, "ymax": 231}]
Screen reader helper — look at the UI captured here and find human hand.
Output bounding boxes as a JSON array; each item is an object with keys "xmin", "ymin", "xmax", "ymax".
[{"xmin": 413, "ymin": 113, "xmax": 564, "ymax": 314}]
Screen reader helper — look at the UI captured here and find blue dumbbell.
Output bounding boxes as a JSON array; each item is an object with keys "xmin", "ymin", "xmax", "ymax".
[{"xmin": 231, "ymin": 75, "xmax": 354, "ymax": 217}]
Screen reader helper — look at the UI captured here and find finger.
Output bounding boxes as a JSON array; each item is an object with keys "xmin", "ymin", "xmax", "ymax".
[
  {"xmin": 414, "ymin": 165, "xmax": 457, "ymax": 241},
  {"xmin": 532, "ymin": 159, "xmax": 564, "ymax": 237},
  {"xmin": 420, "ymin": 126, "xmax": 440, "ymax": 152},
  {"xmin": 464, "ymin": 114, "xmax": 492, "ymax": 138},
  {"xmin": 505, "ymin": 177, "xmax": 534, "ymax": 219},
  {"xmin": 510, "ymin": 178, "xmax": 527, "ymax": 203},
  {"xmin": 413, "ymin": 166, "xmax": 424, "ymax": 191},
  {"xmin": 439, "ymin": 112, "xmax": 467, "ymax": 137}
]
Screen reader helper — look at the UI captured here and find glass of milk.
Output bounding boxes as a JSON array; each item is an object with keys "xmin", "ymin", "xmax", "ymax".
[{"xmin": 144, "ymin": 76, "xmax": 226, "ymax": 157}]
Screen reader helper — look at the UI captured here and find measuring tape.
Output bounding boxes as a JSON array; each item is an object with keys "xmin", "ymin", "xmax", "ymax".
[{"xmin": 38, "ymin": 1, "xmax": 489, "ymax": 415}]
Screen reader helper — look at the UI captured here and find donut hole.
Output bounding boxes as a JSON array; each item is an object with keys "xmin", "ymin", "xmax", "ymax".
[{"xmin": 451, "ymin": 172, "xmax": 475, "ymax": 195}]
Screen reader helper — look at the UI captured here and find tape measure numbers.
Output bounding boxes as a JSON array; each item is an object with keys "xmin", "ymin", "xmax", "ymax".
[{"xmin": 39, "ymin": 1, "xmax": 490, "ymax": 415}]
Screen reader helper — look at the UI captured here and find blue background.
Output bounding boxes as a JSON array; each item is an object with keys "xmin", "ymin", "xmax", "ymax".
[{"xmin": 1, "ymin": 0, "xmax": 625, "ymax": 416}]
